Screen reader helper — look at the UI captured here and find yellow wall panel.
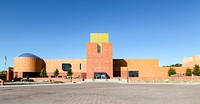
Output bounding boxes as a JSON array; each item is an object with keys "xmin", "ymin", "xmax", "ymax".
[
  {"xmin": 90, "ymin": 33, "xmax": 109, "ymax": 52},
  {"xmin": 90, "ymin": 33, "xmax": 109, "ymax": 43}
]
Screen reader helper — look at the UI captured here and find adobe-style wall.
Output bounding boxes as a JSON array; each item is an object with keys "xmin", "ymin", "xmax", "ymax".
[
  {"xmin": 114, "ymin": 59, "xmax": 188, "ymax": 79},
  {"xmin": 114, "ymin": 59, "xmax": 159, "ymax": 78},
  {"xmin": 183, "ymin": 57, "xmax": 194, "ymax": 67},
  {"xmin": 6, "ymin": 67, "xmax": 13, "ymax": 81},
  {"xmin": 86, "ymin": 42, "xmax": 113, "ymax": 78},
  {"xmin": 14, "ymin": 57, "xmax": 45, "ymax": 73},
  {"xmin": 155, "ymin": 67, "xmax": 187, "ymax": 77},
  {"xmin": 183, "ymin": 55, "xmax": 200, "ymax": 67},
  {"xmin": 44, "ymin": 59, "xmax": 86, "ymax": 77},
  {"xmin": 31, "ymin": 77, "xmax": 82, "ymax": 82},
  {"xmin": 123, "ymin": 76, "xmax": 200, "ymax": 82}
]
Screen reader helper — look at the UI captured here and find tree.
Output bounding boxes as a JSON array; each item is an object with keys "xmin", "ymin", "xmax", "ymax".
[
  {"xmin": 173, "ymin": 63, "xmax": 182, "ymax": 67},
  {"xmin": 66, "ymin": 69, "xmax": 73, "ymax": 82},
  {"xmin": 185, "ymin": 68, "xmax": 192, "ymax": 76},
  {"xmin": 40, "ymin": 68, "xmax": 47, "ymax": 77},
  {"xmin": 0, "ymin": 71, "xmax": 6, "ymax": 80},
  {"xmin": 168, "ymin": 67, "xmax": 176, "ymax": 76},
  {"xmin": 163, "ymin": 63, "xmax": 182, "ymax": 67},
  {"xmin": 54, "ymin": 69, "xmax": 59, "ymax": 76},
  {"xmin": 67, "ymin": 69, "xmax": 72, "ymax": 76},
  {"xmin": 192, "ymin": 64, "xmax": 200, "ymax": 76}
]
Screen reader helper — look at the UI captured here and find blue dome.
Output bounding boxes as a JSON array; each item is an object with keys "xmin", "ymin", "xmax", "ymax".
[{"xmin": 18, "ymin": 53, "xmax": 40, "ymax": 58}]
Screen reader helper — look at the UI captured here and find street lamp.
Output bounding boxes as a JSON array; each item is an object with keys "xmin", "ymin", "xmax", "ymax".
[{"xmin": 127, "ymin": 68, "xmax": 129, "ymax": 83}]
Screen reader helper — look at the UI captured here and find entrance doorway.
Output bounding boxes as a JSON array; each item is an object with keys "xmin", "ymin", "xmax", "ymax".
[{"xmin": 94, "ymin": 73, "xmax": 107, "ymax": 79}]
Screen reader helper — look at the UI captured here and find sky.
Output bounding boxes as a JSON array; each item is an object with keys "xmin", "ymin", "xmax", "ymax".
[{"xmin": 0, "ymin": 0, "xmax": 200, "ymax": 71}]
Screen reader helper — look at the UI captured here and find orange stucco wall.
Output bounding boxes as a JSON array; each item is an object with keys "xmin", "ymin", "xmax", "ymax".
[
  {"xmin": 14, "ymin": 57, "xmax": 45, "ymax": 73},
  {"xmin": 114, "ymin": 59, "xmax": 159, "ymax": 78},
  {"xmin": 6, "ymin": 67, "xmax": 13, "ymax": 81},
  {"xmin": 14, "ymin": 56, "xmax": 86, "ymax": 78},
  {"xmin": 155, "ymin": 67, "xmax": 187, "ymax": 77},
  {"xmin": 183, "ymin": 55, "xmax": 200, "ymax": 67},
  {"xmin": 44, "ymin": 59, "xmax": 86, "ymax": 77},
  {"xmin": 114, "ymin": 59, "xmax": 187, "ymax": 78},
  {"xmin": 13, "ymin": 56, "xmax": 189, "ymax": 79}
]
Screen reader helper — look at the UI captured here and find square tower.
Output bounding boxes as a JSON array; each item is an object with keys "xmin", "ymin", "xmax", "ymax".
[{"xmin": 86, "ymin": 33, "xmax": 113, "ymax": 79}]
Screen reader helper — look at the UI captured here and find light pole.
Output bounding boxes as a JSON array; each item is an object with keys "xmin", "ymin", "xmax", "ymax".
[
  {"xmin": 70, "ymin": 70, "xmax": 73, "ymax": 83},
  {"xmin": 127, "ymin": 68, "xmax": 129, "ymax": 83}
]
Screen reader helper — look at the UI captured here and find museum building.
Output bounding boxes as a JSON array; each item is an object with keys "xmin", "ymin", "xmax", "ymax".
[{"xmin": 9, "ymin": 33, "xmax": 200, "ymax": 80}]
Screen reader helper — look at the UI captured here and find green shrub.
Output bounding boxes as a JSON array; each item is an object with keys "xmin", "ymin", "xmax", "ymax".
[
  {"xmin": 40, "ymin": 68, "xmax": 47, "ymax": 77},
  {"xmin": 67, "ymin": 69, "xmax": 73, "ymax": 76},
  {"xmin": 54, "ymin": 69, "xmax": 59, "ymax": 76},
  {"xmin": 0, "ymin": 74, "xmax": 6, "ymax": 80},
  {"xmin": 168, "ymin": 67, "xmax": 176, "ymax": 76},
  {"xmin": 21, "ymin": 79, "xmax": 34, "ymax": 82},
  {"xmin": 185, "ymin": 68, "xmax": 192, "ymax": 76},
  {"xmin": 192, "ymin": 64, "xmax": 200, "ymax": 76}
]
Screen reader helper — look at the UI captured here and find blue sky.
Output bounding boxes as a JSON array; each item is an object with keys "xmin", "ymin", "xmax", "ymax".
[{"xmin": 0, "ymin": 0, "xmax": 200, "ymax": 70}]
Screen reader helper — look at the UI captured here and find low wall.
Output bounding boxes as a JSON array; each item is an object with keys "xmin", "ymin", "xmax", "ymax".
[
  {"xmin": 30, "ymin": 77, "xmax": 82, "ymax": 82},
  {"xmin": 121, "ymin": 76, "xmax": 200, "ymax": 82},
  {"xmin": 27, "ymin": 76, "xmax": 200, "ymax": 83}
]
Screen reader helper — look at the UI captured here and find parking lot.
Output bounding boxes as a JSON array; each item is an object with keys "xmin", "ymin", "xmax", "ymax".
[{"xmin": 0, "ymin": 82, "xmax": 200, "ymax": 104}]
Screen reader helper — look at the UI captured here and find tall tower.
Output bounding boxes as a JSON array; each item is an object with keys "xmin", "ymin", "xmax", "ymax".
[{"xmin": 86, "ymin": 33, "xmax": 113, "ymax": 79}]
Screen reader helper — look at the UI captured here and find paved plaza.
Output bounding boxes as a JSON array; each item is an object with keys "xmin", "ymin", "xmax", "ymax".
[{"xmin": 0, "ymin": 82, "xmax": 200, "ymax": 104}]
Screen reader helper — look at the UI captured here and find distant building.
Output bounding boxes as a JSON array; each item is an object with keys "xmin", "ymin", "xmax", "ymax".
[{"xmin": 183, "ymin": 55, "xmax": 200, "ymax": 67}]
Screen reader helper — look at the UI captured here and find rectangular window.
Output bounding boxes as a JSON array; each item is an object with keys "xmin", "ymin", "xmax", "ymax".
[
  {"xmin": 62, "ymin": 63, "xmax": 71, "ymax": 71},
  {"xmin": 80, "ymin": 64, "xmax": 81, "ymax": 70},
  {"xmin": 97, "ymin": 44, "xmax": 101, "ymax": 53},
  {"xmin": 129, "ymin": 71, "xmax": 139, "ymax": 77}
]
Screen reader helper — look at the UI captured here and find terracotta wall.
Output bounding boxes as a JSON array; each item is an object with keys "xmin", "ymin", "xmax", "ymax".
[
  {"xmin": 44, "ymin": 59, "xmax": 86, "ymax": 77},
  {"xmin": 114, "ymin": 59, "xmax": 189, "ymax": 78},
  {"xmin": 183, "ymin": 57, "xmax": 193, "ymax": 67},
  {"xmin": 114, "ymin": 59, "xmax": 159, "ymax": 78},
  {"xmin": 6, "ymin": 67, "xmax": 13, "ymax": 81},
  {"xmin": 122, "ymin": 76, "xmax": 200, "ymax": 82},
  {"xmin": 31, "ymin": 77, "xmax": 82, "ymax": 82},
  {"xmin": 155, "ymin": 67, "xmax": 187, "ymax": 77},
  {"xmin": 183, "ymin": 55, "xmax": 200, "ymax": 67},
  {"xmin": 86, "ymin": 42, "xmax": 113, "ymax": 78},
  {"xmin": 13, "ymin": 57, "xmax": 86, "ymax": 78},
  {"xmin": 14, "ymin": 57, "xmax": 44, "ymax": 72}
]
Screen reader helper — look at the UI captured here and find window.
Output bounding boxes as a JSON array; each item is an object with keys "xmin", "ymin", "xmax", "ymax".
[
  {"xmin": 129, "ymin": 71, "xmax": 139, "ymax": 77},
  {"xmin": 62, "ymin": 63, "xmax": 71, "ymax": 71},
  {"xmin": 97, "ymin": 44, "xmax": 101, "ymax": 53},
  {"xmin": 80, "ymin": 64, "xmax": 81, "ymax": 70}
]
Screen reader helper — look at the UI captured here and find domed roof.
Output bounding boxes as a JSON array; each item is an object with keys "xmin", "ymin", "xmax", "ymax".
[{"xmin": 18, "ymin": 53, "xmax": 40, "ymax": 58}]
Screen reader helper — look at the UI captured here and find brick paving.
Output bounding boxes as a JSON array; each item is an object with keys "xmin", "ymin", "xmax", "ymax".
[{"xmin": 0, "ymin": 83, "xmax": 200, "ymax": 104}]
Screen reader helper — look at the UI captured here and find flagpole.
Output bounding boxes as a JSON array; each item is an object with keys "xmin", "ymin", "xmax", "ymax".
[{"xmin": 4, "ymin": 56, "xmax": 7, "ymax": 70}]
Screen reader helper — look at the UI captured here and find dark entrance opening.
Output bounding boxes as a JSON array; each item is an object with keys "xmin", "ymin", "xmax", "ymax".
[
  {"xmin": 23, "ymin": 72, "xmax": 40, "ymax": 78},
  {"xmin": 94, "ymin": 72, "xmax": 107, "ymax": 79}
]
